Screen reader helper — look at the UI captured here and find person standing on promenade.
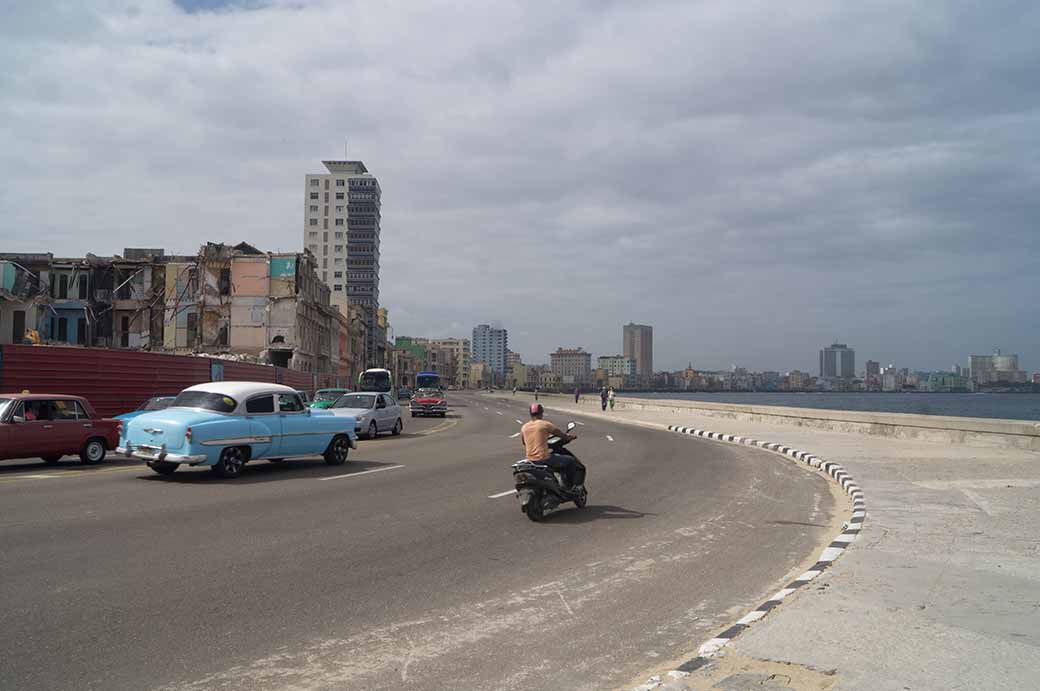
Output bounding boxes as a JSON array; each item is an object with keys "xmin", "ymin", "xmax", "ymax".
[
  {"xmin": 599, "ymin": 386, "xmax": 608, "ymax": 411},
  {"xmin": 534, "ymin": 386, "xmax": 539, "ymax": 401},
  {"xmin": 608, "ymin": 386, "xmax": 616, "ymax": 410},
  {"xmin": 574, "ymin": 387, "xmax": 580, "ymax": 404}
]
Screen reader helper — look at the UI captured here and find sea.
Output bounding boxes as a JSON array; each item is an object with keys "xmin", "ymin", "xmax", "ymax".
[{"xmin": 617, "ymin": 391, "xmax": 1040, "ymax": 421}]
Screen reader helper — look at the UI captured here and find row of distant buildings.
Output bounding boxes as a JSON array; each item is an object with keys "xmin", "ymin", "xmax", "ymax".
[{"xmin": 0, "ymin": 242, "xmax": 383, "ymax": 387}]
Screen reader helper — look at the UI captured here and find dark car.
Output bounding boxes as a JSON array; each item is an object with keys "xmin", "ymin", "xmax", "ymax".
[{"xmin": 0, "ymin": 393, "xmax": 121, "ymax": 464}]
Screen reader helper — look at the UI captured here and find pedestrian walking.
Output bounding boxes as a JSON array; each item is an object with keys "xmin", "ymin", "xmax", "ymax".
[
  {"xmin": 608, "ymin": 386, "xmax": 616, "ymax": 410},
  {"xmin": 535, "ymin": 386, "xmax": 539, "ymax": 401},
  {"xmin": 513, "ymin": 386, "xmax": 517, "ymax": 396},
  {"xmin": 599, "ymin": 386, "xmax": 608, "ymax": 411},
  {"xmin": 574, "ymin": 388, "xmax": 581, "ymax": 404}
]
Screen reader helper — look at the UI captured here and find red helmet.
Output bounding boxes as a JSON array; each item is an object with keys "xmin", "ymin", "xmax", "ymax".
[{"xmin": 529, "ymin": 403, "xmax": 544, "ymax": 417}]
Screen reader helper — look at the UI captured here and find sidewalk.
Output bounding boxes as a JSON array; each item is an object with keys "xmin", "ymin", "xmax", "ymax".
[{"xmin": 494, "ymin": 394, "xmax": 1040, "ymax": 690}]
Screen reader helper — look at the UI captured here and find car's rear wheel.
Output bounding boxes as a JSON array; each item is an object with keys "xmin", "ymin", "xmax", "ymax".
[
  {"xmin": 149, "ymin": 461, "xmax": 178, "ymax": 475},
  {"xmin": 367, "ymin": 421, "xmax": 378, "ymax": 439},
  {"xmin": 392, "ymin": 419, "xmax": 402, "ymax": 436},
  {"xmin": 41, "ymin": 455, "xmax": 62, "ymax": 464},
  {"xmin": 324, "ymin": 435, "xmax": 350, "ymax": 465},
  {"xmin": 80, "ymin": 438, "xmax": 106, "ymax": 464},
  {"xmin": 212, "ymin": 446, "xmax": 247, "ymax": 478}
]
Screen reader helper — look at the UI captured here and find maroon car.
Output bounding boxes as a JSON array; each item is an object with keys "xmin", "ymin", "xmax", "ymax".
[{"xmin": 0, "ymin": 394, "xmax": 121, "ymax": 464}]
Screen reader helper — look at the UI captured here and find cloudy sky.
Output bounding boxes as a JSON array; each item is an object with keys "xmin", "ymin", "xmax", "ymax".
[{"xmin": 2, "ymin": 0, "xmax": 1038, "ymax": 372}]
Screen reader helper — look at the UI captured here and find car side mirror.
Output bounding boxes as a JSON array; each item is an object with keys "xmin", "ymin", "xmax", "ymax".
[
  {"xmin": 567, "ymin": 421, "xmax": 577, "ymax": 431},
  {"xmin": 12, "ymin": 415, "xmax": 25, "ymax": 424}
]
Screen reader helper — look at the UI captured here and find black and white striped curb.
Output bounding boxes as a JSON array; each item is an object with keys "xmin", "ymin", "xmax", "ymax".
[{"xmin": 635, "ymin": 425, "xmax": 866, "ymax": 687}]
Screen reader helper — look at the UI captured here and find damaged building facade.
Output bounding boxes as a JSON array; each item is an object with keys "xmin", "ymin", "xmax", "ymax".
[{"xmin": 1, "ymin": 243, "xmax": 364, "ymax": 384}]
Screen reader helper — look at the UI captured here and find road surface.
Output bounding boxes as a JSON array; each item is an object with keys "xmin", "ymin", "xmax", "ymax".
[{"xmin": 0, "ymin": 393, "xmax": 835, "ymax": 690}]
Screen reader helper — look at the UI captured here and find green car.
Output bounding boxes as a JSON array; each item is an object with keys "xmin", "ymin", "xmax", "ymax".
[{"xmin": 310, "ymin": 388, "xmax": 351, "ymax": 409}]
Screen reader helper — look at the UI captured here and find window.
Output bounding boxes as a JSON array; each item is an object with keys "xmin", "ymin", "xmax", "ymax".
[
  {"xmin": 310, "ymin": 179, "xmax": 319, "ymax": 187},
  {"xmin": 186, "ymin": 312, "xmax": 197, "ymax": 345},
  {"xmin": 322, "ymin": 271, "xmax": 327, "ymax": 281},
  {"xmin": 172, "ymin": 390, "xmax": 237, "ymax": 413},
  {"xmin": 219, "ymin": 268, "xmax": 231, "ymax": 296},
  {"xmin": 335, "ymin": 192, "xmax": 344, "ymax": 200},
  {"xmin": 55, "ymin": 274, "xmax": 69, "ymax": 299},
  {"xmin": 334, "ymin": 271, "xmax": 342, "ymax": 278},
  {"xmin": 323, "ymin": 219, "xmax": 328, "ymax": 229},
  {"xmin": 246, "ymin": 395, "xmax": 275, "ymax": 414},
  {"xmin": 334, "ymin": 284, "xmax": 342, "ymax": 291},
  {"xmin": 324, "ymin": 205, "xmax": 328, "ymax": 216},
  {"xmin": 309, "ymin": 232, "xmax": 318, "ymax": 239},
  {"xmin": 310, "ymin": 192, "xmax": 319, "ymax": 200},
  {"xmin": 120, "ymin": 316, "xmax": 129, "ymax": 347},
  {"xmin": 56, "ymin": 317, "xmax": 68, "ymax": 341},
  {"xmin": 335, "ymin": 219, "xmax": 344, "ymax": 225},
  {"xmin": 77, "ymin": 274, "xmax": 88, "ymax": 299},
  {"xmin": 324, "ymin": 179, "xmax": 329, "ymax": 189},
  {"xmin": 336, "ymin": 179, "xmax": 345, "ymax": 187},
  {"xmin": 334, "ymin": 245, "xmax": 343, "ymax": 252},
  {"xmin": 324, "ymin": 192, "xmax": 329, "ymax": 202},
  {"xmin": 323, "ymin": 232, "xmax": 328, "ymax": 242},
  {"xmin": 52, "ymin": 399, "xmax": 81, "ymax": 420},
  {"xmin": 336, "ymin": 206, "xmax": 344, "ymax": 213},
  {"xmin": 76, "ymin": 318, "xmax": 86, "ymax": 345},
  {"xmin": 309, "ymin": 218, "xmax": 318, "ymax": 226},
  {"xmin": 334, "ymin": 232, "xmax": 343, "ymax": 239},
  {"xmin": 278, "ymin": 394, "xmax": 305, "ymax": 413},
  {"xmin": 309, "ymin": 205, "xmax": 318, "ymax": 212}
]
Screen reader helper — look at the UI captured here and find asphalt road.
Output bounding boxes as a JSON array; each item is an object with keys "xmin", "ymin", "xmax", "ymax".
[{"xmin": 0, "ymin": 393, "xmax": 835, "ymax": 691}]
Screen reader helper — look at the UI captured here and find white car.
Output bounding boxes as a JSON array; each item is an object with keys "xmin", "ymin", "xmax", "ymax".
[{"xmin": 328, "ymin": 392, "xmax": 403, "ymax": 439}]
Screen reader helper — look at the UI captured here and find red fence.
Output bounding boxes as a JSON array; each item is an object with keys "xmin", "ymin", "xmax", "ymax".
[{"xmin": 0, "ymin": 345, "xmax": 334, "ymax": 417}]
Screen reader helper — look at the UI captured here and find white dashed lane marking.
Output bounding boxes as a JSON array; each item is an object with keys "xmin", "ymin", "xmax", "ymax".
[
  {"xmin": 496, "ymin": 411, "xmax": 503, "ymax": 416},
  {"xmin": 488, "ymin": 490, "xmax": 515, "ymax": 499},
  {"xmin": 515, "ymin": 419, "xmax": 523, "ymax": 424},
  {"xmin": 606, "ymin": 435, "xmax": 614, "ymax": 442},
  {"xmin": 509, "ymin": 432, "xmax": 521, "ymax": 438},
  {"xmin": 319, "ymin": 465, "xmax": 404, "ymax": 481}
]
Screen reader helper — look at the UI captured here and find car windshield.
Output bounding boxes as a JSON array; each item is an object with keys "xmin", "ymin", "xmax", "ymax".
[
  {"xmin": 0, "ymin": 398, "xmax": 14, "ymax": 420},
  {"xmin": 333, "ymin": 394, "xmax": 376, "ymax": 409},
  {"xmin": 138, "ymin": 397, "xmax": 175, "ymax": 412},
  {"xmin": 359, "ymin": 371, "xmax": 391, "ymax": 393},
  {"xmin": 170, "ymin": 390, "xmax": 237, "ymax": 414},
  {"xmin": 416, "ymin": 374, "xmax": 440, "ymax": 389},
  {"xmin": 315, "ymin": 390, "xmax": 346, "ymax": 402}
]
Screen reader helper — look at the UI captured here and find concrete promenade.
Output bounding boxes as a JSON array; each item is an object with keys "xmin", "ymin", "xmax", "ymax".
[{"xmin": 497, "ymin": 393, "xmax": 1040, "ymax": 691}]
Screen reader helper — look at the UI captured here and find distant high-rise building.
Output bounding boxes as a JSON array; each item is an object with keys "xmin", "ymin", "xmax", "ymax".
[
  {"xmin": 551, "ymin": 347, "xmax": 592, "ymax": 385},
  {"xmin": 304, "ymin": 158, "xmax": 382, "ymax": 366},
  {"xmin": 623, "ymin": 323, "xmax": 653, "ymax": 379},
  {"xmin": 819, "ymin": 343, "xmax": 855, "ymax": 379},
  {"xmin": 865, "ymin": 360, "xmax": 880, "ymax": 377},
  {"xmin": 472, "ymin": 324, "xmax": 508, "ymax": 381},
  {"xmin": 968, "ymin": 350, "xmax": 1027, "ymax": 385}
]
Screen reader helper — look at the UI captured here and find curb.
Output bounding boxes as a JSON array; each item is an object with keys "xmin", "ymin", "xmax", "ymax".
[{"xmin": 634, "ymin": 425, "xmax": 866, "ymax": 688}]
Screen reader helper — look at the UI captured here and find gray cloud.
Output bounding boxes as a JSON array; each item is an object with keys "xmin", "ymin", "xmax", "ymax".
[{"xmin": 1, "ymin": 0, "xmax": 1038, "ymax": 372}]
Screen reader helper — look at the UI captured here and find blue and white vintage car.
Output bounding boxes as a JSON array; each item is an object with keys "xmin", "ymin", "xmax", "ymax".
[{"xmin": 117, "ymin": 382, "xmax": 357, "ymax": 478}]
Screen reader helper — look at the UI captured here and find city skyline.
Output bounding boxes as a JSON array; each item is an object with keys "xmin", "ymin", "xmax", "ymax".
[{"xmin": 3, "ymin": 2, "xmax": 1038, "ymax": 373}]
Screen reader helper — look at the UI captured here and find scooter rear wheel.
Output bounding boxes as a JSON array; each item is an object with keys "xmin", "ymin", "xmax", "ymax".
[
  {"xmin": 573, "ymin": 488, "xmax": 588, "ymax": 509},
  {"xmin": 524, "ymin": 491, "xmax": 544, "ymax": 522}
]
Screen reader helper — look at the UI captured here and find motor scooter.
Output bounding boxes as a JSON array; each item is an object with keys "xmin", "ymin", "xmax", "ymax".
[{"xmin": 512, "ymin": 422, "xmax": 587, "ymax": 522}]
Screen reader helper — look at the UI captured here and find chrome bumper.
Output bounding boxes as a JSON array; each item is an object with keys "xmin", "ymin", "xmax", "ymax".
[{"xmin": 117, "ymin": 444, "xmax": 207, "ymax": 464}]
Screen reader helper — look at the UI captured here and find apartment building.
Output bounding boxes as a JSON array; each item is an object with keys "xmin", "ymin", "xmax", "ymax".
[
  {"xmin": 550, "ymin": 347, "xmax": 592, "ymax": 385},
  {"xmin": 304, "ymin": 159, "xmax": 383, "ymax": 367},
  {"xmin": 623, "ymin": 323, "xmax": 653, "ymax": 380},
  {"xmin": 472, "ymin": 324, "xmax": 508, "ymax": 383}
]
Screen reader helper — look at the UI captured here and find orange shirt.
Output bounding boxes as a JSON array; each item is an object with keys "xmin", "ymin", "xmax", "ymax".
[{"xmin": 521, "ymin": 419, "xmax": 563, "ymax": 461}]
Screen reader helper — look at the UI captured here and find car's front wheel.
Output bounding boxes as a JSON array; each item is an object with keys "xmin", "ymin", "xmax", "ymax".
[
  {"xmin": 324, "ymin": 435, "xmax": 350, "ymax": 465},
  {"xmin": 212, "ymin": 446, "xmax": 247, "ymax": 478},
  {"xmin": 80, "ymin": 438, "xmax": 107, "ymax": 464},
  {"xmin": 392, "ymin": 418, "xmax": 402, "ymax": 436},
  {"xmin": 367, "ymin": 421, "xmax": 378, "ymax": 439}
]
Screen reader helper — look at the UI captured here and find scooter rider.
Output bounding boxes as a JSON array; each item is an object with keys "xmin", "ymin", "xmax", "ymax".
[{"xmin": 521, "ymin": 403, "xmax": 585, "ymax": 492}]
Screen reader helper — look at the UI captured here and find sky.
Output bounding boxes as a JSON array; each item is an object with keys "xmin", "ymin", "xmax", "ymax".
[{"xmin": 1, "ymin": 1, "xmax": 1038, "ymax": 373}]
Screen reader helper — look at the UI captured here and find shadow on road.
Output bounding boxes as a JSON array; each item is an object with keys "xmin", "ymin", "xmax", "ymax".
[
  {"xmin": 137, "ymin": 459, "xmax": 400, "ymax": 485},
  {"xmin": 539, "ymin": 504, "xmax": 655, "ymax": 524},
  {"xmin": 0, "ymin": 457, "xmax": 138, "ymax": 474}
]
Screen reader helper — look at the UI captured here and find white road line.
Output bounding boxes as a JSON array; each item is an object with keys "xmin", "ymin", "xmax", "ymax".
[
  {"xmin": 496, "ymin": 411, "xmax": 503, "ymax": 416},
  {"xmin": 606, "ymin": 435, "xmax": 614, "ymax": 442},
  {"xmin": 515, "ymin": 419, "xmax": 523, "ymax": 424},
  {"xmin": 574, "ymin": 421, "xmax": 586, "ymax": 426},
  {"xmin": 488, "ymin": 489, "xmax": 516, "ymax": 499},
  {"xmin": 18, "ymin": 474, "xmax": 61, "ymax": 480},
  {"xmin": 509, "ymin": 432, "xmax": 521, "ymax": 438},
  {"xmin": 319, "ymin": 465, "xmax": 404, "ymax": 481},
  {"xmin": 484, "ymin": 406, "xmax": 489, "ymax": 410}
]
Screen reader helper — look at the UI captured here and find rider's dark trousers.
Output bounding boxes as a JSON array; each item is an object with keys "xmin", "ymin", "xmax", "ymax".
[{"xmin": 542, "ymin": 452, "xmax": 586, "ymax": 488}]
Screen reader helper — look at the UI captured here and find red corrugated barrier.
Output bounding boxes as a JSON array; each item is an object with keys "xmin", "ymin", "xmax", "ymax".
[{"xmin": 0, "ymin": 345, "xmax": 321, "ymax": 417}]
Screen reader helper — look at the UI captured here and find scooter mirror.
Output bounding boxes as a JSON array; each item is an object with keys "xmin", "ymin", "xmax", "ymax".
[{"xmin": 566, "ymin": 421, "xmax": 577, "ymax": 431}]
